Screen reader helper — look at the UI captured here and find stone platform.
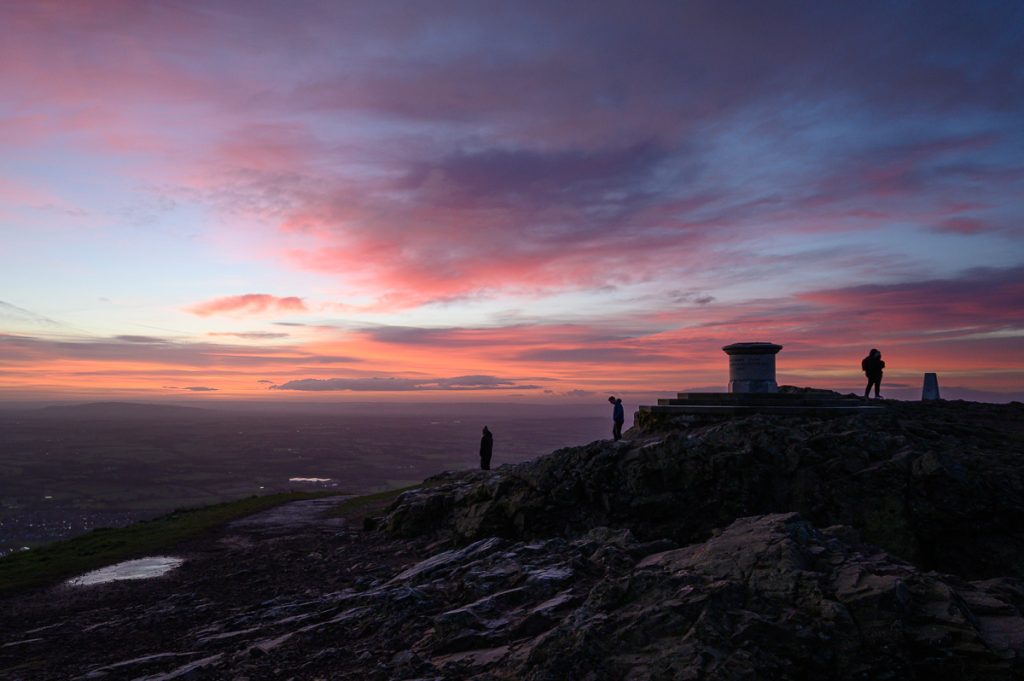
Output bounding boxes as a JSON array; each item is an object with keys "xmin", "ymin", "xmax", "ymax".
[{"xmin": 636, "ymin": 391, "xmax": 885, "ymax": 428}]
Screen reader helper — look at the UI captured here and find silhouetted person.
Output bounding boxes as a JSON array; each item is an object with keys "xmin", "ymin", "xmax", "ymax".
[
  {"xmin": 479, "ymin": 426, "xmax": 493, "ymax": 470},
  {"xmin": 862, "ymin": 348, "xmax": 885, "ymax": 399},
  {"xmin": 608, "ymin": 396, "xmax": 624, "ymax": 441}
]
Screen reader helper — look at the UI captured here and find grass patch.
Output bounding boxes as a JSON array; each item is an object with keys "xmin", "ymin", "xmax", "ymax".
[{"xmin": 0, "ymin": 491, "xmax": 341, "ymax": 596}]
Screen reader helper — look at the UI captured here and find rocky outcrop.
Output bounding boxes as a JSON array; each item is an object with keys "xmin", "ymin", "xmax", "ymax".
[
  {"xmin": 5, "ymin": 511, "xmax": 1021, "ymax": 680},
  {"xmin": 382, "ymin": 400, "xmax": 1024, "ymax": 580},
  {"xmin": 2, "ymin": 399, "xmax": 1023, "ymax": 679}
]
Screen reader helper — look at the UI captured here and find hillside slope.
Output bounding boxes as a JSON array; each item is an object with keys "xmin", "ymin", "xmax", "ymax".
[{"xmin": 1, "ymin": 399, "xmax": 1022, "ymax": 680}]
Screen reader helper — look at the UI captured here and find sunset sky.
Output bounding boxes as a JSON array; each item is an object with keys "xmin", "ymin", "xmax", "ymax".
[{"xmin": 2, "ymin": 1, "xmax": 1022, "ymax": 403}]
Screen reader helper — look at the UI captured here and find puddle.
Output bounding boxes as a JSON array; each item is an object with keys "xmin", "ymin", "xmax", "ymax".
[
  {"xmin": 289, "ymin": 477, "xmax": 332, "ymax": 483},
  {"xmin": 66, "ymin": 556, "xmax": 184, "ymax": 586}
]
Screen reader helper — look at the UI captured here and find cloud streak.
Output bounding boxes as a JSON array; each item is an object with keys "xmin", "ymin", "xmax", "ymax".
[
  {"xmin": 188, "ymin": 294, "xmax": 307, "ymax": 317},
  {"xmin": 0, "ymin": 301, "xmax": 62, "ymax": 328},
  {"xmin": 272, "ymin": 375, "xmax": 540, "ymax": 392},
  {"xmin": 208, "ymin": 331, "xmax": 291, "ymax": 339},
  {"xmin": 163, "ymin": 385, "xmax": 219, "ymax": 392}
]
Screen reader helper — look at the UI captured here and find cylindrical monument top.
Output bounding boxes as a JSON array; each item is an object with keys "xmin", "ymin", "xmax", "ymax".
[
  {"xmin": 722, "ymin": 342, "xmax": 783, "ymax": 356},
  {"xmin": 721, "ymin": 342, "xmax": 783, "ymax": 393}
]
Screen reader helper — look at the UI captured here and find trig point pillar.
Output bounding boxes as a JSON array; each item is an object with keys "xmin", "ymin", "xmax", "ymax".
[
  {"xmin": 722, "ymin": 342, "xmax": 783, "ymax": 393},
  {"xmin": 922, "ymin": 373, "xmax": 941, "ymax": 400}
]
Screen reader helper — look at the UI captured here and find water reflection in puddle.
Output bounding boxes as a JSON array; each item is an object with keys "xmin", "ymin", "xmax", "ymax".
[
  {"xmin": 289, "ymin": 477, "xmax": 332, "ymax": 483},
  {"xmin": 66, "ymin": 556, "xmax": 184, "ymax": 586}
]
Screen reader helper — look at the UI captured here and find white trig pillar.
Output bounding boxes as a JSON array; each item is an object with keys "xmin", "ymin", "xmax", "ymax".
[{"xmin": 922, "ymin": 373, "xmax": 940, "ymax": 400}]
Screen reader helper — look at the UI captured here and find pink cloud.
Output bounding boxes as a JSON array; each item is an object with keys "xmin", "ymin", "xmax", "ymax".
[
  {"xmin": 7, "ymin": 1, "xmax": 1015, "ymax": 314},
  {"xmin": 797, "ymin": 266, "xmax": 1024, "ymax": 332},
  {"xmin": 188, "ymin": 294, "xmax": 307, "ymax": 317},
  {"xmin": 931, "ymin": 217, "xmax": 992, "ymax": 235},
  {"xmin": 260, "ymin": 143, "xmax": 717, "ymax": 309}
]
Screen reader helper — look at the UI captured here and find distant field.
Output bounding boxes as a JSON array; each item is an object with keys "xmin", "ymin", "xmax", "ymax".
[{"xmin": 0, "ymin": 402, "xmax": 607, "ymax": 554}]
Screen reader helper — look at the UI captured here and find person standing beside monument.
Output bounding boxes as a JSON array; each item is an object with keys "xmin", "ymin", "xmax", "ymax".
[
  {"xmin": 608, "ymin": 396, "xmax": 625, "ymax": 441},
  {"xmin": 861, "ymin": 349, "xmax": 885, "ymax": 400},
  {"xmin": 479, "ymin": 426, "xmax": 493, "ymax": 470}
]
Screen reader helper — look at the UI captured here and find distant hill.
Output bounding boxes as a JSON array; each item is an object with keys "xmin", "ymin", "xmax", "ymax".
[{"xmin": 25, "ymin": 402, "xmax": 219, "ymax": 420}]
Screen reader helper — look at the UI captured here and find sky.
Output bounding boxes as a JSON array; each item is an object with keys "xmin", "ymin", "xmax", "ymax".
[{"xmin": 1, "ymin": 0, "xmax": 1023, "ymax": 404}]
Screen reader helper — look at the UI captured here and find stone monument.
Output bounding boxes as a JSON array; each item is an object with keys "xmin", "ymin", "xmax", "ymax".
[
  {"xmin": 722, "ymin": 342, "xmax": 783, "ymax": 393},
  {"xmin": 922, "ymin": 373, "xmax": 941, "ymax": 400},
  {"xmin": 634, "ymin": 342, "xmax": 884, "ymax": 428}
]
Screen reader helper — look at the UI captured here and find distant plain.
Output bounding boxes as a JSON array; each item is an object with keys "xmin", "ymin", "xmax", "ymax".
[{"xmin": 0, "ymin": 401, "xmax": 608, "ymax": 555}]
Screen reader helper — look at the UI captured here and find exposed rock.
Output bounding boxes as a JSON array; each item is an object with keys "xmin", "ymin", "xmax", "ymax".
[
  {"xmin": 2, "ymin": 399, "xmax": 1022, "ymax": 680},
  {"xmin": 382, "ymin": 400, "xmax": 1024, "ymax": 580}
]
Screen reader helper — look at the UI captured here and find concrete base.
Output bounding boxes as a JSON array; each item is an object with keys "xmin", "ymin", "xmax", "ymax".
[
  {"xmin": 728, "ymin": 379, "xmax": 779, "ymax": 393},
  {"xmin": 636, "ymin": 391, "xmax": 884, "ymax": 429}
]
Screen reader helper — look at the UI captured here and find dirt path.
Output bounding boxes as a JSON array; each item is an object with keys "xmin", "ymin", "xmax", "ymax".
[{"xmin": 227, "ymin": 496, "xmax": 351, "ymax": 535}]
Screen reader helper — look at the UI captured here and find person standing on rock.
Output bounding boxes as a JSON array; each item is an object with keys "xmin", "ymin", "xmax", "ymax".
[
  {"xmin": 608, "ymin": 396, "xmax": 625, "ymax": 441},
  {"xmin": 480, "ymin": 426, "xmax": 493, "ymax": 470},
  {"xmin": 862, "ymin": 348, "xmax": 885, "ymax": 399}
]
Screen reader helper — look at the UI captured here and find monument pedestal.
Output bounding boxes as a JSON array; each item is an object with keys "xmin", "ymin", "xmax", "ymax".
[{"xmin": 722, "ymin": 342, "xmax": 783, "ymax": 393}]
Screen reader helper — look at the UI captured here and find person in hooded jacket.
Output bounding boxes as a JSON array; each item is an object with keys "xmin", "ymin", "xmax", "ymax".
[
  {"xmin": 608, "ymin": 396, "xmax": 625, "ymax": 441},
  {"xmin": 862, "ymin": 348, "xmax": 885, "ymax": 399},
  {"xmin": 479, "ymin": 426, "xmax": 493, "ymax": 470}
]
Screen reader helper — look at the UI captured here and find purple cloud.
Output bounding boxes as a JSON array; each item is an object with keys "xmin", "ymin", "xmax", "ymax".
[
  {"xmin": 208, "ymin": 332, "xmax": 291, "ymax": 339},
  {"xmin": 114, "ymin": 335, "xmax": 167, "ymax": 344},
  {"xmin": 0, "ymin": 334, "xmax": 360, "ymax": 368},
  {"xmin": 272, "ymin": 375, "xmax": 540, "ymax": 392},
  {"xmin": 515, "ymin": 347, "xmax": 676, "ymax": 365}
]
